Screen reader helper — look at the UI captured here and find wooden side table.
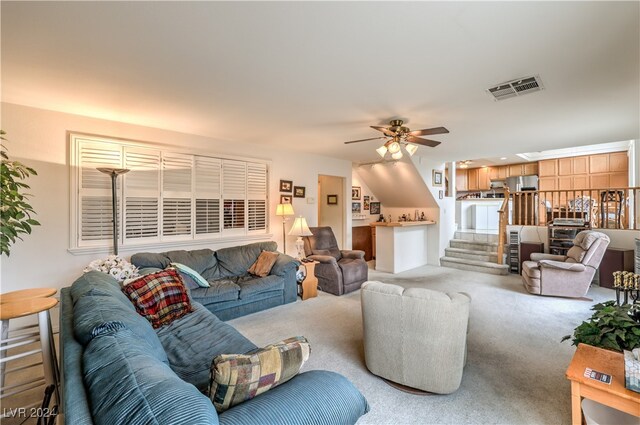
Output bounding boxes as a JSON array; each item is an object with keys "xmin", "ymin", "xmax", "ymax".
[
  {"xmin": 566, "ymin": 343, "xmax": 640, "ymax": 425},
  {"xmin": 298, "ymin": 261, "xmax": 319, "ymax": 301},
  {"xmin": 0, "ymin": 292, "xmax": 60, "ymax": 412}
]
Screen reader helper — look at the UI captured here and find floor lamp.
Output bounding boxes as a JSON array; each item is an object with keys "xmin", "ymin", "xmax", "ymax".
[
  {"xmin": 275, "ymin": 203, "xmax": 295, "ymax": 254},
  {"xmin": 97, "ymin": 167, "xmax": 129, "ymax": 255}
]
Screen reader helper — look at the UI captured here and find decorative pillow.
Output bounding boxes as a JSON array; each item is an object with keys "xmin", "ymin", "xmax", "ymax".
[
  {"xmin": 248, "ymin": 250, "xmax": 279, "ymax": 277},
  {"xmin": 566, "ymin": 246, "xmax": 586, "ymax": 263},
  {"xmin": 208, "ymin": 336, "xmax": 311, "ymax": 412},
  {"xmin": 170, "ymin": 262, "xmax": 210, "ymax": 288},
  {"xmin": 122, "ymin": 269, "xmax": 193, "ymax": 329}
]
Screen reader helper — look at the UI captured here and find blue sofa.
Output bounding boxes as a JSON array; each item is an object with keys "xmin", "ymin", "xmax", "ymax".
[
  {"xmin": 60, "ymin": 271, "xmax": 369, "ymax": 425},
  {"xmin": 131, "ymin": 241, "xmax": 298, "ymax": 320}
]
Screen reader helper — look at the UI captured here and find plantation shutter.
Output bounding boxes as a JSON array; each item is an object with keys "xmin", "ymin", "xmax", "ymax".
[
  {"xmin": 247, "ymin": 163, "xmax": 268, "ymax": 232},
  {"xmin": 123, "ymin": 147, "xmax": 160, "ymax": 242},
  {"xmin": 194, "ymin": 156, "xmax": 221, "ymax": 237},
  {"xmin": 162, "ymin": 153, "xmax": 193, "ymax": 238},
  {"xmin": 77, "ymin": 140, "xmax": 122, "ymax": 246},
  {"xmin": 222, "ymin": 160, "xmax": 246, "ymax": 233}
]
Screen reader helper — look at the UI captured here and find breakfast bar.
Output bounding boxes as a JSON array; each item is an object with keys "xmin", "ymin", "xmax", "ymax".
[{"xmin": 370, "ymin": 221, "xmax": 436, "ymax": 274}]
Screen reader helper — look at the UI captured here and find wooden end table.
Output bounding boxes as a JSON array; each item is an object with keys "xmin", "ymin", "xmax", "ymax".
[
  {"xmin": 298, "ymin": 261, "xmax": 319, "ymax": 300},
  {"xmin": 565, "ymin": 343, "xmax": 640, "ymax": 424}
]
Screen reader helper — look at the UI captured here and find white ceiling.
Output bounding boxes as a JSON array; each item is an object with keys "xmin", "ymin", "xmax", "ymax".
[{"xmin": 2, "ymin": 2, "xmax": 638, "ymax": 163}]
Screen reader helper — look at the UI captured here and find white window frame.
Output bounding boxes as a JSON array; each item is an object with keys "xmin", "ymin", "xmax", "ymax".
[{"xmin": 69, "ymin": 133, "xmax": 271, "ymax": 255}]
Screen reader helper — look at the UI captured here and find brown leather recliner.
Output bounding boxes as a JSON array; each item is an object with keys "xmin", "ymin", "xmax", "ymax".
[{"xmin": 303, "ymin": 226, "xmax": 368, "ymax": 296}]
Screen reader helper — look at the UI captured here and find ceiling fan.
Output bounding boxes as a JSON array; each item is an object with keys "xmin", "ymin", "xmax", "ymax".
[{"xmin": 345, "ymin": 119, "xmax": 449, "ymax": 160}]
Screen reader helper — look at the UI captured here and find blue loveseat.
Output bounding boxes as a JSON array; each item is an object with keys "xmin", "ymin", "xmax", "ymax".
[
  {"xmin": 131, "ymin": 241, "xmax": 298, "ymax": 320},
  {"xmin": 60, "ymin": 271, "xmax": 369, "ymax": 424}
]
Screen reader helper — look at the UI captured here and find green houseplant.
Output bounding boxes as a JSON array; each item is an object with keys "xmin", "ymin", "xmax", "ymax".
[
  {"xmin": 1, "ymin": 130, "xmax": 40, "ymax": 256},
  {"xmin": 562, "ymin": 301, "xmax": 640, "ymax": 352}
]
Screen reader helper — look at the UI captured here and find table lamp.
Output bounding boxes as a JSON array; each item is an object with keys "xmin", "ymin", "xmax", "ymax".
[
  {"xmin": 275, "ymin": 203, "xmax": 295, "ymax": 254},
  {"xmin": 288, "ymin": 216, "xmax": 313, "ymax": 260}
]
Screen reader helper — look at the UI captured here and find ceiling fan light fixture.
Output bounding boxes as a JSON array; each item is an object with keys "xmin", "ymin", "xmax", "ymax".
[
  {"xmin": 376, "ymin": 145, "xmax": 388, "ymax": 158},
  {"xmin": 388, "ymin": 141, "xmax": 401, "ymax": 154},
  {"xmin": 405, "ymin": 144, "xmax": 418, "ymax": 156},
  {"xmin": 391, "ymin": 151, "xmax": 403, "ymax": 160}
]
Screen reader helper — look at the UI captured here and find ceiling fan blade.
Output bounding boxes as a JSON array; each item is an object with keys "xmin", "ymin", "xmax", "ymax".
[
  {"xmin": 406, "ymin": 135, "xmax": 441, "ymax": 147},
  {"xmin": 344, "ymin": 136, "xmax": 387, "ymax": 145},
  {"xmin": 408, "ymin": 126, "xmax": 449, "ymax": 137},
  {"xmin": 370, "ymin": 126, "xmax": 397, "ymax": 137}
]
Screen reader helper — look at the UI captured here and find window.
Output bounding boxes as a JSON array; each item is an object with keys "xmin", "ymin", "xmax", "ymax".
[{"xmin": 70, "ymin": 134, "xmax": 269, "ymax": 251}]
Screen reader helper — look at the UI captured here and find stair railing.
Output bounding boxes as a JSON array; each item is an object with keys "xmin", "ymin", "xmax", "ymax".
[{"xmin": 496, "ymin": 187, "xmax": 510, "ymax": 265}]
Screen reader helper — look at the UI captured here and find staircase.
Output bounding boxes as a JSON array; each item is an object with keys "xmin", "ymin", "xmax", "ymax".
[{"xmin": 440, "ymin": 231, "xmax": 509, "ymax": 275}]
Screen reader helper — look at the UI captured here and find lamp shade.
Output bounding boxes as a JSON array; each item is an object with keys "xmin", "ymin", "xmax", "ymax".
[
  {"xmin": 288, "ymin": 216, "xmax": 312, "ymax": 236},
  {"xmin": 275, "ymin": 203, "xmax": 295, "ymax": 216},
  {"xmin": 376, "ymin": 145, "xmax": 388, "ymax": 158},
  {"xmin": 405, "ymin": 144, "xmax": 418, "ymax": 156}
]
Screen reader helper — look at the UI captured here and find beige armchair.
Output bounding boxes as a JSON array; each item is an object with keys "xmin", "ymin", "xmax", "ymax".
[
  {"xmin": 361, "ymin": 281, "xmax": 470, "ymax": 394},
  {"xmin": 521, "ymin": 230, "xmax": 610, "ymax": 298}
]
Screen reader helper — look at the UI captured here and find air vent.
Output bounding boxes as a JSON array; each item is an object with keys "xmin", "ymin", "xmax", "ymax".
[{"xmin": 487, "ymin": 76, "xmax": 543, "ymax": 101}]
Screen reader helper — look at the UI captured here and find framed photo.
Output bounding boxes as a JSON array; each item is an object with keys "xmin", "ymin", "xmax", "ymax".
[
  {"xmin": 352, "ymin": 202, "xmax": 361, "ymax": 213},
  {"xmin": 439, "ymin": 190, "xmax": 444, "ymax": 199},
  {"xmin": 280, "ymin": 180, "xmax": 293, "ymax": 192},
  {"xmin": 327, "ymin": 194, "xmax": 338, "ymax": 205},
  {"xmin": 432, "ymin": 170, "xmax": 443, "ymax": 186},
  {"xmin": 352, "ymin": 186, "xmax": 361, "ymax": 200},
  {"xmin": 293, "ymin": 186, "xmax": 306, "ymax": 198},
  {"xmin": 280, "ymin": 195, "xmax": 292, "ymax": 204},
  {"xmin": 363, "ymin": 195, "xmax": 370, "ymax": 210},
  {"xmin": 370, "ymin": 202, "xmax": 380, "ymax": 215}
]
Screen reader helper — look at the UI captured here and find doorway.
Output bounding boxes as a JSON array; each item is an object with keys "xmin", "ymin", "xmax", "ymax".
[{"xmin": 317, "ymin": 175, "xmax": 346, "ymax": 248}]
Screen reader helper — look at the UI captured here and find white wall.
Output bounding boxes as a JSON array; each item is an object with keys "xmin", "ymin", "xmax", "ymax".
[
  {"xmin": 0, "ymin": 103, "xmax": 353, "ymax": 298},
  {"xmin": 351, "ymin": 166, "xmax": 385, "ymax": 225},
  {"xmin": 507, "ymin": 225, "xmax": 638, "ymax": 251}
]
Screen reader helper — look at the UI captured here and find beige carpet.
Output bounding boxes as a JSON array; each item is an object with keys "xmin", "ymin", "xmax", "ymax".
[{"xmin": 230, "ymin": 265, "xmax": 613, "ymax": 425}]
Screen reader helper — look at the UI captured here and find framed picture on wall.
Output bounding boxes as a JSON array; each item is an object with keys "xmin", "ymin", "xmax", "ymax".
[
  {"xmin": 352, "ymin": 186, "xmax": 361, "ymax": 200},
  {"xmin": 432, "ymin": 170, "xmax": 443, "ymax": 186},
  {"xmin": 293, "ymin": 186, "xmax": 306, "ymax": 198},
  {"xmin": 370, "ymin": 202, "xmax": 380, "ymax": 215},
  {"xmin": 280, "ymin": 195, "xmax": 292, "ymax": 204},
  {"xmin": 352, "ymin": 202, "xmax": 361, "ymax": 213},
  {"xmin": 327, "ymin": 194, "xmax": 338, "ymax": 205},
  {"xmin": 280, "ymin": 180, "xmax": 293, "ymax": 192},
  {"xmin": 363, "ymin": 195, "xmax": 370, "ymax": 210}
]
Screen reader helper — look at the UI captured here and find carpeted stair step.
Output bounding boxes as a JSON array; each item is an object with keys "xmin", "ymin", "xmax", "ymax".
[
  {"xmin": 444, "ymin": 247, "xmax": 499, "ymax": 263},
  {"xmin": 454, "ymin": 231, "xmax": 499, "ymax": 244},
  {"xmin": 449, "ymin": 239, "xmax": 498, "ymax": 253},
  {"xmin": 440, "ymin": 256, "xmax": 509, "ymax": 275}
]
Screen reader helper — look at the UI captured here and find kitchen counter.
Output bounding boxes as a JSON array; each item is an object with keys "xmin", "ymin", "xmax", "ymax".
[
  {"xmin": 456, "ymin": 199, "xmax": 503, "ymax": 230},
  {"xmin": 457, "ymin": 198, "xmax": 506, "ymax": 202},
  {"xmin": 370, "ymin": 221, "xmax": 435, "ymax": 227}
]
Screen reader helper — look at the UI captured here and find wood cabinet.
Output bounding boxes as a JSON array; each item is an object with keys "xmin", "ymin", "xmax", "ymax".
[
  {"xmin": 590, "ymin": 174, "xmax": 610, "ymax": 189},
  {"xmin": 599, "ymin": 248, "xmax": 634, "ymax": 289},
  {"xmin": 610, "ymin": 172, "xmax": 628, "ymax": 188},
  {"xmin": 609, "ymin": 152, "xmax": 628, "ymax": 172},
  {"xmin": 539, "ymin": 177, "xmax": 557, "ymax": 191},
  {"xmin": 538, "ymin": 159, "xmax": 557, "ymax": 177},
  {"xmin": 573, "ymin": 156, "xmax": 588, "ymax": 174},
  {"xmin": 573, "ymin": 175, "xmax": 589, "ymax": 190},
  {"xmin": 509, "ymin": 164, "xmax": 523, "ymax": 176},
  {"xmin": 478, "ymin": 167, "xmax": 490, "ymax": 190},
  {"xmin": 498, "ymin": 166, "xmax": 509, "ymax": 179},
  {"xmin": 523, "ymin": 162, "xmax": 538, "ymax": 175},
  {"xmin": 590, "ymin": 154, "xmax": 609, "ymax": 174},
  {"xmin": 467, "ymin": 168, "xmax": 479, "ymax": 190},
  {"xmin": 352, "ymin": 226, "xmax": 372, "ymax": 261},
  {"xmin": 558, "ymin": 158, "xmax": 572, "ymax": 175},
  {"xmin": 455, "ymin": 169, "xmax": 468, "ymax": 191},
  {"xmin": 488, "ymin": 166, "xmax": 499, "ymax": 180}
]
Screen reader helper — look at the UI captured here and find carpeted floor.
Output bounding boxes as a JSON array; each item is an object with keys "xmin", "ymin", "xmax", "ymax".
[{"xmin": 229, "ymin": 265, "xmax": 614, "ymax": 425}]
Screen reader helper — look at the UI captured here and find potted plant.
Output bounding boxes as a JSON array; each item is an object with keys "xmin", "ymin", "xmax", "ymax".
[
  {"xmin": 562, "ymin": 301, "xmax": 640, "ymax": 352},
  {"xmin": 1, "ymin": 130, "xmax": 40, "ymax": 256}
]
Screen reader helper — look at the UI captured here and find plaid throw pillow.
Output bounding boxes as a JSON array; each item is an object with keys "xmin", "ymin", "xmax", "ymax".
[
  {"xmin": 122, "ymin": 268, "xmax": 193, "ymax": 329},
  {"xmin": 208, "ymin": 336, "xmax": 311, "ymax": 412}
]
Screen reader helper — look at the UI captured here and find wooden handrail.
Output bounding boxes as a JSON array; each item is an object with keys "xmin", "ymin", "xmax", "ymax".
[
  {"xmin": 509, "ymin": 186, "xmax": 639, "ymax": 230},
  {"xmin": 496, "ymin": 187, "xmax": 510, "ymax": 265}
]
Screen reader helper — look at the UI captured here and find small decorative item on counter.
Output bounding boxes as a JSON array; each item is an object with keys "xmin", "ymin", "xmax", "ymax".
[
  {"xmin": 613, "ymin": 271, "xmax": 640, "ymax": 306},
  {"xmin": 420, "ymin": 212, "xmax": 426, "ymax": 221},
  {"xmin": 624, "ymin": 348, "xmax": 640, "ymax": 393},
  {"xmin": 84, "ymin": 255, "xmax": 139, "ymax": 282}
]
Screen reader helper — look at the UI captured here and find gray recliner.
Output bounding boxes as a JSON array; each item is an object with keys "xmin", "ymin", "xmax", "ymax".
[
  {"xmin": 303, "ymin": 226, "xmax": 368, "ymax": 295},
  {"xmin": 521, "ymin": 230, "xmax": 610, "ymax": 298}
]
